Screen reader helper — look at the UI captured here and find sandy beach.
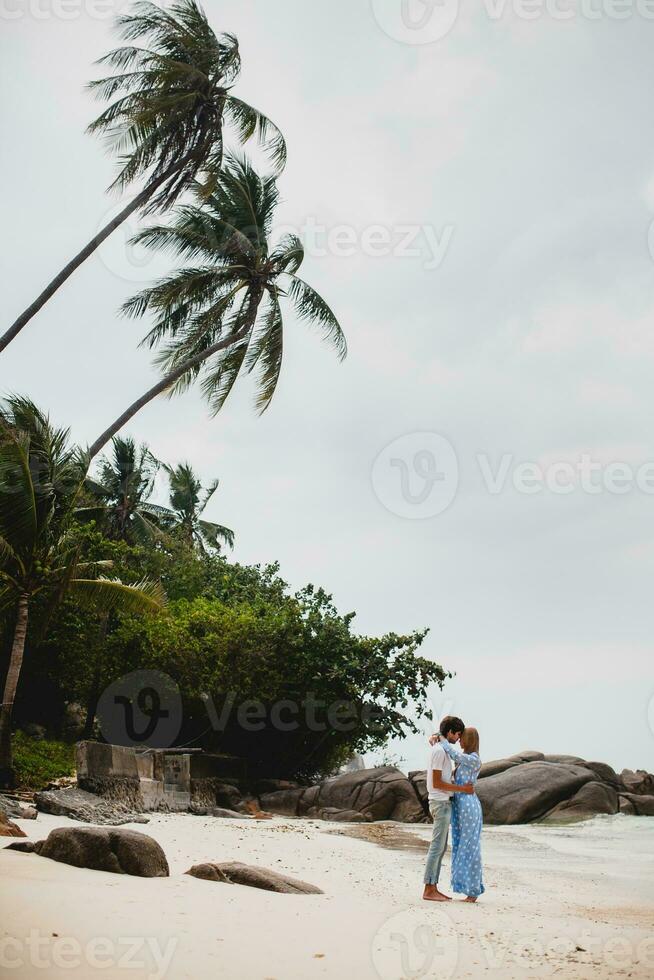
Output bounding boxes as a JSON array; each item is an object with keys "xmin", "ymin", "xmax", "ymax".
[{"xmin": 2, "ymin": 811, "xmax": 652, "ymax": 980}]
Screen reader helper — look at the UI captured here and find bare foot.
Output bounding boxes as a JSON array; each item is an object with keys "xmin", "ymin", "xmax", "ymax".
[
  {"xmin": 423, "ymin": 886, "xmax": 452, "ymax": 902},
  {"xmin": 463, "ymin": 896, "xmax": 478, "ymax": 903}
]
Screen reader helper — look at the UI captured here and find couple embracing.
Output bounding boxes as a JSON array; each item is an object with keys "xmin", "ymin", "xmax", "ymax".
[{"xmin": 422, "ymin": 715, "xmax": 484, "ymax": 904}]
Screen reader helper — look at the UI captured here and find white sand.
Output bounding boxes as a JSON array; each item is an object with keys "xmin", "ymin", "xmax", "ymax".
[{"xmin": 1, "ymin": 811, "xmax": 653, "ymax": 979}]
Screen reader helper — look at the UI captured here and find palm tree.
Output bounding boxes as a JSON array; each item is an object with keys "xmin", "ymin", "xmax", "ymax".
[
  {"xmin": 0, "ymin": 398, "xmax": 165, "ymax": 786},
  {"xmin": 82, "ymin": 436, "xmax": 167, "ymax": 543},
  {"xmin": 163, "ymin": 462, "xmax": 233, "ymax": 552},
  {"xmin": 0, "ymin": 0, "xmax": 286, "ymax": 354},
  {"xmin": 87, "ymin": 155, "xmax": 346, "ymax": 458}
]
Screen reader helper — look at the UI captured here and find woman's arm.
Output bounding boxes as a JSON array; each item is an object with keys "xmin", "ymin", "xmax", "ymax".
[{"xmin": 433, "ymin": 736, "xmax": 480, "ymax": 767}]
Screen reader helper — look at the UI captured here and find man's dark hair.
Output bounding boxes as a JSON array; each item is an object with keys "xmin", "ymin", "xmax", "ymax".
[{"xmin": 439, "ymin": 715, "xmax": 465, "ymax": 737}]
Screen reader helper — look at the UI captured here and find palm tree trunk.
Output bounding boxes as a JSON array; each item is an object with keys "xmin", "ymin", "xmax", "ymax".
[
  {"xmin": 0, "ymin": 170, "xmax": 174, "ymax": 355},
  {"xmin": 88, "ymin": 288, "xmax": 263, "ymax": 460},
  {"xmin": 82, "ymin": 613, "xmax": 110, "ymax": 740},
  {"xmin": 0, "ymin": 594, "xmax": 30, "ymax": 787}
]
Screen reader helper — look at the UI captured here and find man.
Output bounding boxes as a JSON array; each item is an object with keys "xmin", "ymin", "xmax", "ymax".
[{"xmin": 423, "ymin": 715, "xmax": 474, "ymax": 902}]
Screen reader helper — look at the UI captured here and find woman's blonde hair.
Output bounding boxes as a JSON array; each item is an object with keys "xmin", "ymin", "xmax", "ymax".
[{"xmin": 461, "ymin": 727, "xmax": 480, "ymax": 754}]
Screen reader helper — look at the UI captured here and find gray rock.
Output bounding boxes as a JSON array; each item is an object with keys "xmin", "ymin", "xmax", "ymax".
[
  {"xmin": 315, "ymin": 767, "xmax": 425, "ymax": 823},
  {"xmin": 475, "ymin": 762, "xmax": 594, "ymax": 824},
  {"xmin": 185, "ymin": 861, "xmax": 323, "ymax": 894},
  {"xmin": 5, "ymin": 840, "xmax": 36, "ymax": 852},
  {"xmin": 618, "ymin": 795, "xmax": 636, "ymax": 815},
  {"xmin": 478, "ymin": 759, "xmax": 521, "ymax": 779},
  {"xmin": 259, "ymin": 787, "xmax": 306, "ymax": 817},
  {"xmin": 619, "ymin": 793, "xmax": 654, "ymax": 816},
  {"xmin": 35, "ymin": 787, "xmax": 148, "ymax": 826},
  {"xmin": 542, "ymin": 781, "xmax": 619, "ymax": 821},
  {"xmin": 582, "ymin": 761, "xmax": 622, "ymax": 788},
  {"xmin": 542, "ymin": 754, "xmax": 587, "ymax": 765},
  {"xmin": 32, "ymin": 827, "xmax": 169, "ymax": 876},
  {"xmin": 0, "ymin": 794, "xmax": 37, "ymax": 820},
  {"xmin": 478, "ymin": 752, "xmax": 545, "ymax": 780},
  {"xmin": 620, "ymin": 770, "xmax": 654, "ymax": 796}
]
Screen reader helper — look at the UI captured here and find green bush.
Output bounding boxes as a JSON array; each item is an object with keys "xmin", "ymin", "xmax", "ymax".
[{"xmin": 12, "ymin": 731, "xmax": 76, "ymax": 790}]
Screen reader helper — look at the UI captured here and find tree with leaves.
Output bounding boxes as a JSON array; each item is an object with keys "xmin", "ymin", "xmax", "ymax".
[
  {"xmin": 163, "ymin": 462, "xmax": 233, "ymax": 552},
  {"xmin": 88, "ymin": 154, "xmax": 346, "ymax": 457},
  {"xmin": 82, "ymin": 436, "xmax": 165, "ymax": 543},
  {"xmin": 1, "ymin": 0, "xmax": 285, "ymax": 354},
  {"xmin": 0, "ymin": 399, "xmax": 165, "ymax": 785}
]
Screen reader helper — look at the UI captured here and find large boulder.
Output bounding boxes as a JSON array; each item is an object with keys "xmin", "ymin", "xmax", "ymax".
[
  {"xmin": 582, "ymin": 761, "xmax": 622, "ymax": 788},
  {"xmin": 0, "ymin": 810, "xmax": 26, "ymax": 837},
  {"xmin": 408, "ymin": 771, "xmax": 429, "ymax": 814},
  {"xmin": 619, "ymin": 793, "xmax": 654, "ymax": 816},
  {"xmin": 542, "ymin": 754, "xmax": 586, "ymax": 765},
  {"xmin": 258, "ymin": 787, "xmax": 306, "ymax": 817},
  {"xmin": 620, "ymin": 770, "xmax": 654, "ymax": 796},
  {"xmin": 479, "ymin": 751, "xmax": 545, "ymax": 779},
  {"xmin": 475, "ymin": 762, "xmax": 594, "ymax": 824},
  {"xmin": 30, "ymin": 827, "xmax": 169, "ymax": 876},
  {"xmin": 261, "ymin": 767, "xmax": 425, "ymax": 823},
  {"xmin": 542, "ymin": 781, "xmax": 619, "ymax": 821},
  {"xmin": 35, "ymin": 787, "xmax": 147, "ymax": 826},
  {"xmin": 186, "ymin": 861, "xmax": 323, "ymax": 894}
]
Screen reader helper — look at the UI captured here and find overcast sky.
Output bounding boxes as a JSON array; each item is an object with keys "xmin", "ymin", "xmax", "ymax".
[{"xmin": 2, "ymin": 0, "xmax": 654, "ymax": 773}]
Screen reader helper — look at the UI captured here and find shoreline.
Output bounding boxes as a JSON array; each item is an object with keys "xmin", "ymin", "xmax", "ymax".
[{"xmin": 1, "ymin": 811, "xmax": 652, "ymax": 979}]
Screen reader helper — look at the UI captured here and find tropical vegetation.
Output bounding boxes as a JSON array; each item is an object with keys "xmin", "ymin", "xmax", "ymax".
[{"xmin": 0, "ymin": 1, "xmax": 447, "ymax": 790}]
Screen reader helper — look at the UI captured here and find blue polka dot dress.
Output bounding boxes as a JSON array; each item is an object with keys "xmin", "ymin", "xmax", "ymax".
[{"xmin": 441, "ymin": 740, "xmax": 485, "ymax": 899}]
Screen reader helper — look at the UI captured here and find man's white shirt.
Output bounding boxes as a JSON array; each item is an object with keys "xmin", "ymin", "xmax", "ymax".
[{"xmin": 427, "ymin": 742, "xmax": 453, "ymax": 801}]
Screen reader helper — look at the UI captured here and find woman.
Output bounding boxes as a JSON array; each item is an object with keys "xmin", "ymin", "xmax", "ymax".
[{"xmin": 436, "ymin": 727, "xmax": 485, "ymax": 902}]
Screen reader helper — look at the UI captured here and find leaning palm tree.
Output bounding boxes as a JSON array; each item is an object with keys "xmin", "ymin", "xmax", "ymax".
[
  {"xmin": 0, "ymin": 398, "xmax": 165, "ymax": 785},
  {"xmin": 82, "ymin": 436, "xmax": 166, "ymax": 543},
  {"xmin": 163, "ymin": 462, "xmax": 233, "ymax": 552},
  {"xmin": 0, "ymin": 0, "xmax": 285, "ymax": 354},
  {"xmin": 87, "ymin": 155, "xmax": 346, "ymax": 458}
]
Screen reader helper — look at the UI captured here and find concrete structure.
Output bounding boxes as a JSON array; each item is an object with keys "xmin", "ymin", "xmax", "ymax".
[
  {"xmin": 75, "ymin": 741, "xmax": 245, "ymax": 813},
  {"xmin": 76, "ymin": 741, "xmax": 193, "ymax": 812}
]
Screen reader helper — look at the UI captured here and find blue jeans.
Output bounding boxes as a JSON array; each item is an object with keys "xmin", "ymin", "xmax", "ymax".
[{"xmin": 423, "ymin": 799, "xmax": 451, "ymax": 885}]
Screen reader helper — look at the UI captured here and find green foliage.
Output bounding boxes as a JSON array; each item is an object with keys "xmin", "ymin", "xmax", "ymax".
[
  {"xmin": 37, "ymin": 556, "xmax": 444, "ymax": 779},
  {"xmin": 88, "ymin": 0, "xmax": 286, "ymax": 209},
  {"xmin": 12, "ymin": 731, "xmax": 76, "ymax": 790},
  {"xmin": 123, "ymin": 154, "xmax": 346, "ymax": 417}
]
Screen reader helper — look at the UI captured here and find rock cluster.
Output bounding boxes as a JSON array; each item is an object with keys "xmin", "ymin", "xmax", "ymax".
[
  {"xmin": 260, "ymin": 766, "xmax": 425, "ymax": 823},
  {"xmin": 35, "ymin": 787, "xmax": 149, "ymax": 825},
  {"xmin": 410, "ymin": 752, "xmax": 654, "ymax": 824}
]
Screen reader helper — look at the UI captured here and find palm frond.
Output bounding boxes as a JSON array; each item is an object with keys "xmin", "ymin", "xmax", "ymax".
[{"xmin": 70, "ymin": 575, "xmax": 166, "ymax": 614}]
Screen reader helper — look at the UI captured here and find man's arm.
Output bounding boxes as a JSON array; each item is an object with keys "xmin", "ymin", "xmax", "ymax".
[{"xmin": 432, "ymin": 768, "xmax": 474, "ymax": 794}]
